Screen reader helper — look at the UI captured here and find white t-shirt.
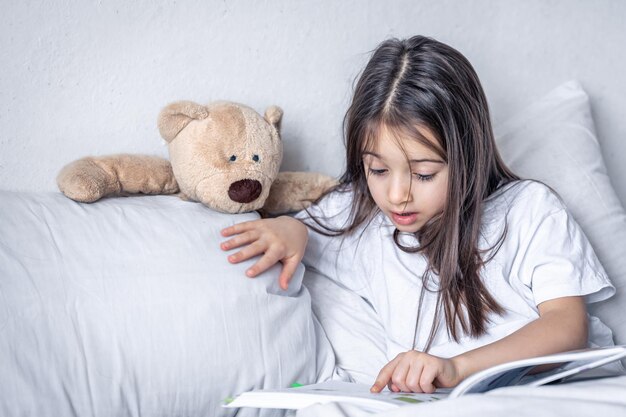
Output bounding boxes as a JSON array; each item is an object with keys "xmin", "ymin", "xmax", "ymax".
[{"xmin": 297, "ymin": 180, "xmax": 615, "ymax": 375}]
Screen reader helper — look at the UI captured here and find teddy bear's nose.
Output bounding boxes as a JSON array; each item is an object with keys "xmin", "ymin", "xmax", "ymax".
[{"xmin": 228, "ymin": 179, "xmax": 262, "ymax": 204}]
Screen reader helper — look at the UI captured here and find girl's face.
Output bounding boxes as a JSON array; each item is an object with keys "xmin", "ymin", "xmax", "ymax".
[{"xmin": 362, "ymin": 125, "xmax": 448, "ymax": 233}]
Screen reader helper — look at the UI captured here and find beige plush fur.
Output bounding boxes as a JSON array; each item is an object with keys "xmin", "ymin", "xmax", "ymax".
[
  {"xmin": 57, "ymin": 155, "xmax": 178, "ymax": 202},
  {"xmin": 57, "ymin": 100, "xmax": 337, "ymax": 214},
  {"xmin": 262, "ymin": 171, "xmax": 339, "ymax": 215}
]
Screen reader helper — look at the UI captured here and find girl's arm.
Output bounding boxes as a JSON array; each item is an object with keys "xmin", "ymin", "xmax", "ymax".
[
  {"xmin": 452, "ymin": 295, "xmax": 588, "ymax": 379},
  {"xmin": 371, "ymin": 296, "xmax": 588, "ymax": 393},
  {"xmin": 220, "ymin": 216, "xmax": 308, "ymax": 290}
]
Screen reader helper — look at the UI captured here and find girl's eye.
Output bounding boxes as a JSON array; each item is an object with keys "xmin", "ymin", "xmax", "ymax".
[
  {"xmin": 368, "ymin": 168, "xmax": 387, "ymax": 176},
  {"xmin": 229, "ymin": 155, "xmax": 237, "ymax": 162},
  {"xmin": 415, "ymin": 173, "xmax": 435, "ymax": 182}
]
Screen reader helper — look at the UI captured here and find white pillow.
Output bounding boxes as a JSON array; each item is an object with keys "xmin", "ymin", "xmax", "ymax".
[
  {"xmin": 0, "ymin": 191, "xmax": 335, "ymax": 417},
  {"xmin": 495, "ymin": 81, "xmax": 626, "ymax": 347}
]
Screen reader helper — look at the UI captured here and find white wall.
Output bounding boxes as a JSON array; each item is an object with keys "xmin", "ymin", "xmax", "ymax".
[{"xmin": 1, "ymin": 0, "xmax": 625, "ymax": 205}]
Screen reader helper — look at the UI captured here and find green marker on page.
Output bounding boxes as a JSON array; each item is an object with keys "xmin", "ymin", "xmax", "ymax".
[{"xmin": 225, "ymin": 383, "xmax": 302, "ymax": 404}]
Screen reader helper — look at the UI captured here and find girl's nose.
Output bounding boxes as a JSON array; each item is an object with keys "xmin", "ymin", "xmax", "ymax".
[{"xmin": 388, "ymin": 175, "xmax": 413, "ymax": 205}]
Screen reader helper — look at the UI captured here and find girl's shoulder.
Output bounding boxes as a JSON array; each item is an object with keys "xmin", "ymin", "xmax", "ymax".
[
  {"xmin": 481, "ymin": 180, "xmax": 571, "ymax": 239},
  {"xmin": 485, "ymin": 179, "xmax": 566, "ymax": 220},
  {"xmin": 479, "ymin": 180, "xmax": 577, "ymax": 263}
]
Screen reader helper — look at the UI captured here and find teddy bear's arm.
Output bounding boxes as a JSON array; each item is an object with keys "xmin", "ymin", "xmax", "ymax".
[
  {"xmin": 262, "ymin": 171, "xmax": 338, "ymax": 215},
  {"xmin": 57, "ymin": 154, "xmax": 179, "ymax": 203}
]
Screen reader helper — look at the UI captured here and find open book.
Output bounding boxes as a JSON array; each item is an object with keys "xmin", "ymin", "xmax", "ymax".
[{"xmin": 224, "ymin": 345, "xmax": 626, "ymax": 412}]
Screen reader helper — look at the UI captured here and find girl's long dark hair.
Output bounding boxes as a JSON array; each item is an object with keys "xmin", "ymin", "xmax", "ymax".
[{"xmin": 312, "ymin": 35, "xmax": 519, "ymax": 349}]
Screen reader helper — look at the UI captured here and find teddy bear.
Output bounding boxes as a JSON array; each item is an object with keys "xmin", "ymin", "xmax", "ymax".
[{"xmin": 57, "ymin": 100, "xmax": 337, "ymax": 215}]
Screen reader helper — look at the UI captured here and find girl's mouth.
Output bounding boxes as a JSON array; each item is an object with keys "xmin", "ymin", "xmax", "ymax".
[{"xmin": 391, "ymin": 211, "xmax": 418, "ymax": 226}]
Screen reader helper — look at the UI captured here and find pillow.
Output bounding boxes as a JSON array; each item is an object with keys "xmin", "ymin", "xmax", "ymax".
[
  {"xmin": 495, "ymin": 81, "xmax": 626, "ymax": 348},
  {"xmin": 0, "ymin": 191, "xmax": 336, "ymax": 417}
]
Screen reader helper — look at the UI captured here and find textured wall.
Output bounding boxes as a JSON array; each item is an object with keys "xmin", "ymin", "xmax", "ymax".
[{"xmin": 1, "ymin": 0, "xmax": 625, "ymax": 205}]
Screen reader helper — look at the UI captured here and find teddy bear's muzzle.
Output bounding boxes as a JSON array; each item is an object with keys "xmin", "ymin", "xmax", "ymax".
[{"xmin": 228, "ymin": 179, "xmax": 262, "ymax": 204}]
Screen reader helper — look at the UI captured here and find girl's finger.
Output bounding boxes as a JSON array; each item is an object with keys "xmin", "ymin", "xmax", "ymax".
[
  {"xmin": 220, "ymin": 230, "xmax": 259, "ymax": 251},
  {"xmin": 220, "ymin": 220, "xmax": 263, "ymax": 237},
  {"xmin": 245, "ymin": 247, "xmax": 284, "ymax": 277},
  {"xmin": 227, "ymin": 241, "xmax": 266, "ymax": 264},
  {"xmin": 371, "ymin": 357, "xmax": 400, "ymax": 393},
  {"xmin": 418, "ymin": 364, "xmax": 437, "ymax": 394},
  {"xmin": 406, "ymin": 360, "xmax": 426, "ymax": 393},
  {"xmin": 390, "ymin": 359, "xmax": 410, "ymax": 392},
  {"xmin": 278, "ymin": 257, "xmax": 300, "ymax": 290}
]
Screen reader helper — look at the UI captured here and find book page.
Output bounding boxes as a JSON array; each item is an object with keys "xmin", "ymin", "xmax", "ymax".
[
  {"xmin": 224, "ymin": 381, "xmax": 448, "ymax": 411},
  {"xmin": 226, "ymin": 346, "xmax": 626, "ymax": 410},
  {"xmin": 449, "ymin": 345, "xmax": 626, "ymax": 398}
]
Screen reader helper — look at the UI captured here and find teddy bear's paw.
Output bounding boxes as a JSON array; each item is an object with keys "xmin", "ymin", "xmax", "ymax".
[
  {"xmin": 308, "ymin": 176, "xmax": 340, "ymax": 202},
  {"xmin": 294, "ymin": 174, "xmax": 339, "ymax": 209},
  {"xmin": 57, "ymin": 158, "xmax": 116, "ymax": 203},
  {"xmin": 263, "ymin": 172, "xmax": 339, "ymax": 215}
]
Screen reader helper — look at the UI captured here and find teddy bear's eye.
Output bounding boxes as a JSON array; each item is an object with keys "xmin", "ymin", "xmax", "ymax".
[
  {"xmin": 252, "ymin": 155, "xmax": 260, "ymax": 162},
  {"xmin": 229, "ymin": 155, "xmax": 237, "ymax": 162}
]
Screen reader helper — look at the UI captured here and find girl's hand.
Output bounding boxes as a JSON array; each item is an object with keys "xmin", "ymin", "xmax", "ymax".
[
  {"xmin": 370, "ymin": 351, "xmax": 463, "ymax": 394},
  {"xmin": 220, "ymin": 216, "xmax": 308, "ymax": 290}
]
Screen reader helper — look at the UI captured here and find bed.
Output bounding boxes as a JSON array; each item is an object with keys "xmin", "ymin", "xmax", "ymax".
[{"xmin": 1, "ymin": 78, "xmax": 625, "ymax": 417}]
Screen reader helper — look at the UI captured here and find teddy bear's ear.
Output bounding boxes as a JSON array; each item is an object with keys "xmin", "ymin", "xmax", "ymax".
[
  {"xmin": 264, "ymin": 105, "xmax": 283, "ymax": 132},
  {"xmin": 158, "ymin": 101, "xmax": 209, "ymax": 143}
]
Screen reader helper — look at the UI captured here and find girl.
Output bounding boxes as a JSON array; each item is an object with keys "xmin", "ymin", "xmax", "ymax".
[{"xmin": 220, "ymin": 36, "xmax": 615, "ymax": 393}]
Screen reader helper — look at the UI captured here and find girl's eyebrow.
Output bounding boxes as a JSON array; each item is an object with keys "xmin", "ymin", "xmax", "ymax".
[
  {"xmin": 362, "ymin": 151, "xmax": 444, "ymax": 164},
  {"xmin": 409, "ymin": 158, "xmax": 445, "ymax": 165}
]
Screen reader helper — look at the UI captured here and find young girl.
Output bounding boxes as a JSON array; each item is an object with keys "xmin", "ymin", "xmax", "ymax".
[{"xmin": 220, "ymin": 35, "xmax": 615, "ymax": 393}]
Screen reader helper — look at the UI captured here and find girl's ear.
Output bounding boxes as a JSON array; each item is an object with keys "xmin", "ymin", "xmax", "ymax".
[
  {"xmin": 157, "ymin": 101, "xmax": 209, "ymax": 143},
  {"xmin": 264, "ymin": 105, "xmax": 283, "ymax": 132}
]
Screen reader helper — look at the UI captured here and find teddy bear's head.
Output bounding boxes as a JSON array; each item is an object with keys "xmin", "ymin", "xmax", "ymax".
[{"xmin": 158, "ymin": 101, "xmax": 283, "ymax": 213}]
